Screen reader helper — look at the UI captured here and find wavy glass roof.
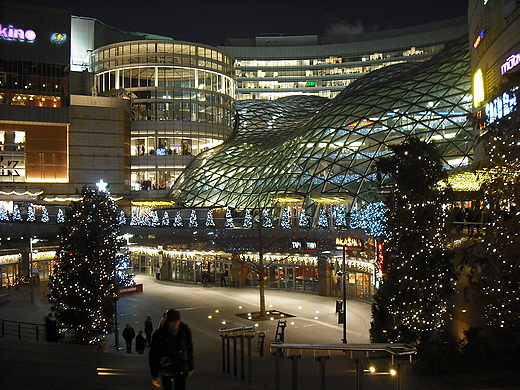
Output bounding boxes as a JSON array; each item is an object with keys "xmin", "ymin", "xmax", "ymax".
[{"xmin": 170, "ymin": 37, "xmax": 474, "ymax": 210}]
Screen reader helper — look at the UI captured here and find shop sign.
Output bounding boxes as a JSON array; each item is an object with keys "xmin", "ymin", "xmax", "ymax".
[
  {"xmin": 0, "ymin": 155, "xmax": 25, "ymax": 181},
  {"xmin": 0, "ymin": 24, "xmax": 36, "ymax": 42},
  {"xmin": 501, "ymin": 53, "xmax": 520, "ymax": 75},
  {"xmin": 335, "ymin": 237, "xmax": 362, "ymax": 248},
  {"xmin": 485, "ymin": 89, "xmax": 518, "ymax": 125}
]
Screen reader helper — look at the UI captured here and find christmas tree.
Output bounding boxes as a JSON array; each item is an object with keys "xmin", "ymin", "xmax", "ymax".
[
  {"xmin": 360, "ymin": 202, "xmax": 387, "ymax": 237},
  {"xmin": 12, "ymin": 204, "xmax": 22, "ymax": 221},
  {"xmin": 224, "ymin": 208, "xmax": 234, "ymax": 228},
  {"xmin": 261, "ymin": 209, "xmax": 273, "ymax": 228},
  {"xmin": 0, "ymin": 205, "xmax": 9, "ymax": 221},
  {"xmin": 115, "ymin": 249, "xmax": 135, "ymax": 287},
  {"xmin": 298, "ymin": 208, "xmax": 309, "ymax": 227},
  {"xmin": 242, "ymin": 209, "xmax": 252, "ymax": 228},
  {"xmin": 130, "ymin": 210, "xmax": 138, "ymax": 226},
  {"xmin": 48, "ymin": 187, "xmax": 119, "ymax": 344},
  {"xmin": 40, "ymin": 206, "xmax": 50, "ymax": 223},
  {"xmin": 161, "ymin": 211, "xmax": 170, "ymax": 227},
  {"xmin": 349, "ymin": 204, "xmax": 361, "ymax": 229},
  {"xmin": 118, "ymin": 210, "xmax": 126, "ymax": 225},
  {"xmin": 26, "ymin": 204, "xmax": 35, "ymax": 222},
  {"xmin": 371, "ymin": 136, "xmax": 456, "ymax": 343},
  {"xmin": 151, "ymin": 210, "xmax": 160, "ymax": 227},
  {"xmin": 56, "ymin": 208, "xmax": 65, "ymax": 224},
  {"xmin": 281, "ymin": 207, "xmax": 291, "ymax": 228},
  {"xmin": 206, "ymin": 209, "xmax": 215, "ymax": 227},
  {"xmin": 317, "ymin": 207, "xmax": 328, "ymax": 228},
  {"xmin": 189, "ymin": 210, "xmax": 198, "ymax": 228},
  {"xmin": 173, "ymin": 210, "xmax": 183, "ymax": 227},
  {"xmin": 334, "ymin": 205, "xmax": 347, "ymax": 227}
]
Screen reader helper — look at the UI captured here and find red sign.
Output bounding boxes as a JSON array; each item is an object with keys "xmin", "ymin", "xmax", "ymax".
[{"xmin": 118, "ymin": 284, "xmax": 143, "ymax": 296}]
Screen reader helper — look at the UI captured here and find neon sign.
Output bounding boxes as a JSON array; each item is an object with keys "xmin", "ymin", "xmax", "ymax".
[
  {"xmin": 501, "ymin": 53, "xmax": 520, "ymax": 75},
  {"xmin": 473, "ymin": 30, "xmax": 485, "ymax": 49},
  {"xmin": 0, "ymin": 24, "xmax": 36, "ymax": 42},
  {"xmin": 335, "ymin": 237, "xmax": 362, "ymax": 247},
  {"xmin": 485, "ymin": 89, "xmax": 518, "ymax": 125}
]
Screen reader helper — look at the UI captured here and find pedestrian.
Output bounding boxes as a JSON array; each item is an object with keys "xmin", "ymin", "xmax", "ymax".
[
  {"xmin": 144, "ymin": 315, "xmax": 154, "ymax": 346},
  {"xmin": 149, "ymin": 308, "xmax": 194, "ymax": 390},
  {"xmin": 158, "ymin": 312, "xmax": 167, "ymax": 329},
  {"xmin": 136, "ymin": 330, "xmax": 146, "ymax": 354},
  {"xmin": 202, "ymin": 270, "xmax": 208, "ymax": 287},
  {"xmin": 219, "ymin": 271, "xmax": 226, "ymax": 287},
  {"xmin": 122, "ymin": 324, "xmax": 136, "ymax": 354}
]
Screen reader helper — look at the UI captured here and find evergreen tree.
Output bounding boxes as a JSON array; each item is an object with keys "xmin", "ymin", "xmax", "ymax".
[
  {"xmin": 317, "ymin": 207, "xmax": 328, "ymax": 228},
  {"xmin": 116, "ymin": 250, "xmax": 135, "ymax": 287},
  {"xmin": 130, "ymin": 209, "xmax": 138, "ymax": 226},
  {"xmin": 173, "ymin": 210, "xmax": 183, "ymax": 227},
  {"xmin": 361, "ymin": 202, "xmax": 388, "ymax": 237},
  {"xmin": 40, "ymin": 206, "xmax": 50, "ymax": 223},
  {"xmin": 349, "ymin": 204, "xmax": 361, "ymax": 229},
  {"xmin": 262, "ymin": 209, "xmax": 273, "ymax": 228},
  {"xmin": 26, "ymin": 204, "xmax": 35, "ymax": 222},
  {"xmin": 118, "ymin": 210, "xmax": 126, "ymax": 225},
  {"xmin": 206, "ymin": 209, "xmax": 216, "ymax": 227},
  {"xmin": 151, "ymin": 210, "xmax": 160, "ymax": 227},
  {"xmin": 0, "ymin": 205, "xmax": 9, "ymax": 221},
  {"xmin": 48, "ymin": 187, "xmax": 119, "ymax": 344},
  {"xmin": 189, "ymin": 210, "xmax": 198, "ymax": 228},
  {"xmin": 224, "ymin": 208, "xmax": 234, "ymax": 228},
  {"xmin": 242, "ymin": 209, "xmax": 252, "ymax": 228},
  {"xmin": 161, "ymin": 211, "xmax": 170, "ymax": 227},
  {"xmin": 298, "ymin": 208, "xmax": 309, "ymax": 227},
  {"xmin": 56, "ymin": 208, "xmax": 65, "ymax": 223},
  {"xmin": 334, "ymin": 205, "xmax": 347, "ymax": 227},
  {"xmin": 12, "ymin": 204, "xmax": 22, "ymax": 221},
  {"xmin": 281, "ymin": 207, "xmax": 291, "ymax": 228},
  {"xmin": 371, "ymin": 136, "xmax": 456, "ymax": 343}
]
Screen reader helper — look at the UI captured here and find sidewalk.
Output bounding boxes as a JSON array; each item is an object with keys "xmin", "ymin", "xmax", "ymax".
[{"xmin": 1, "ymin": 276, "xmax": 519, "ymax": 390}]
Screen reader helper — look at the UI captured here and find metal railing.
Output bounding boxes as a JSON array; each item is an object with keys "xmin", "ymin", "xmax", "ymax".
[
  {"xmin": 269, "ymin": 342, "xmax": 417, "ymax": 390},
  {"xmin": 218, "ymin": 326, "xmax": 257, "ymax": 384},
  {"xmin": 1, "ymin": 319, "xmax": 46, "ymax": 341}
]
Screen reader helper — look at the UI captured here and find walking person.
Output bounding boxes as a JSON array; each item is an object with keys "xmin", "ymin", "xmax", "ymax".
[
  {"xmin": 136, "ymin": 330, "xmax": 146, "ymax": 354},
  {"xmin": 158, "ymin": 312, "xmax": 167, "ymax": 329},
  {"xmin": 122, "ymin": 324, "xmax": 136, "ymax": 354},
  {"xmin": 202, "ymin": 270, "xmax": 208, "ymax": 287},
  {"xmin": 144, "ymin": 315, "xmax": 154, "ymax": 346},
  {"xmin": 149, "ymin": 308, "xmax": 194, "ymax": 390}
]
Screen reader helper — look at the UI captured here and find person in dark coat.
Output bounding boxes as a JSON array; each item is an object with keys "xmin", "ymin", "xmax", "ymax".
[
  {"xmin": 122, "ymin": 324, "xmax": 135, "ymax": 353},
  {"xmin": 144, "ymin": 315, "xmax": 154, "ymax": 346},
  {"xmin": 136, "ymin": 330, "xmax": 146, "ymax": 354},
  {"xmin": 149, "ymin": 308, "xmax": 194, "ymax": 390}
]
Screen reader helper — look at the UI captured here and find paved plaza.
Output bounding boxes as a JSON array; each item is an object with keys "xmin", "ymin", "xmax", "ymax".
[{"xmin": 1, "ymin": 275, "xmax": 519, "ymax": 389}]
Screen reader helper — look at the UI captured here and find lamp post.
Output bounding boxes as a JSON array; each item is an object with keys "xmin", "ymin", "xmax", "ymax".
[
  {"xmin": 342, "ymin": 246, "xmax": 347, "ymax": 344},
  {"xmin": 29, "ymin": 237, "xmax": 40, "ymax": 303}
]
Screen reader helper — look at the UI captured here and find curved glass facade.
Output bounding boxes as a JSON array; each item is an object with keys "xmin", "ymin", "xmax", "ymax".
[
  {"xmin": 90, "ymin": 40, "xmax": 236, "ymax": 193},
  {"xmin": 171, "ymin": 37, "xmax": 474, "ymax": 213}
]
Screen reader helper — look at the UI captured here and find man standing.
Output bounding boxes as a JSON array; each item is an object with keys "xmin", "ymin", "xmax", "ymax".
[
  {"xmin": 149, "ymin": 309, "xmax": 194, "ymax": 390},
  {"xmin": 144, "ymin": 315, "xmax": 153, "ymax": 346},
  {"xmin": 122, "ymin": 324, "xmax": 135, "ymax": 354}
]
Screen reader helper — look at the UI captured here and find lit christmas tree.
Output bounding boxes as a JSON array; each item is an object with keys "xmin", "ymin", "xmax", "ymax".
[
  {"xmin": 151, "ymin": 210, "xmax": 160, "ymax": 227},
  {"xmin": 173, "ymin": 210, "xmax": 183, "ymax": 227},
  {"xmin": 12, "ymin": 204, "xmax": 22, "ymax": 221},
  {"xmin": 334, "ymin": 205, "xmax": 347, "ymax": 227},
  {"xmin": 224, "ymin": 208, "xmax": 234, "ymax": 228},
  {"xmin": 0, "ymin": 205, "xmax": 9, "ymax": 221},
  {"xmin": 317, "ymin": 207, "xmax": 328, "ymax": 228},
  {"xmin": 115, "ymin": 249, "xmax": 135, "ymax": 287},
  {"xmin": 371, "ymin": 136, "xmax": 455, "ymax": 343},
  {"xmin": 242, "ymin": 209, "xmax": 252, "ymax": 228},
  {"xmin": 281, "ymin": 207, "xmax": 291, "ymax": 228},
  {"xmin": 48, "ymin": 187, "xmax": 119, "ymax": 344},
  {"xmin": 360, "ymin": 202, "xmax": 388, "ymax": 237},
  {"xmin": 298, "ymin": 208, "xmax": 309, "ymax": 227},
  {"xmin": 206, "ymin": 209, "xmax": 215, "ymax": 227},
  {"xmin": 349, "ymin": 204, "xmax": 361, "ymax": 229},
  {"xmin": 118, "ymin": 210, "xmax": 126, "ymax": 225},
  {"xmin": 26, "ymin": 204, "xmax": 35, "ymax": 222},
  {"xmin": 40, "ymin": 206, "xmax": 50, "ymax": 223},
  {"xmin": 56, "ymin": 208, "xmax": 65, "ymax": 224},
  {"xmin": 130, "ymin": 210, "xmax": 138, "ymax": 226},
  {"xmin": 262, "ymin": 209, "xmax": 273, "ymax": 228},
  {"xmin": 161, "ymin": 211, "xmax": 170, "ymax": 227},
  {"xmin": 189, "ymin": 210, "xmax": 198, "ymax": 228}
]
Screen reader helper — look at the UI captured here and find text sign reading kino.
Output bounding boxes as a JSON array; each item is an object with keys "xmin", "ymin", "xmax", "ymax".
[
  {"xmin": 0, "ymin": 24, "xmax": 36, "ymax": 42},
  {"xmin": 0, "ymin": 155, "xmax": 25, "ymax": 182}
]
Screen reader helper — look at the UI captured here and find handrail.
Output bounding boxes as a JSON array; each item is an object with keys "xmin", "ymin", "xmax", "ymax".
[
  {"xmin": 269, "ymin": 342, "xmax": 416, "ymax": 356},
  {"xmin": 1, "ymin": 318, "xmax": 46, "ymax": 341},
  {"xmin": 218, "ymin": 326, "xmax": 256, "ymax": 337}
]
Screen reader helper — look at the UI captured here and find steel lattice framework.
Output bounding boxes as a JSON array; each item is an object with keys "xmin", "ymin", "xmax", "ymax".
[{"xmin": 170, "ymin": 37, "xmax": 474, "ymax": 211}]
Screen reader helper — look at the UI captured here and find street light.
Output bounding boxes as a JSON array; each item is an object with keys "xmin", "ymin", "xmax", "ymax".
[
  {"xmin": 29, "ymin": 237, "xmax": 43, "ymax": 303},
  {"xmin": 341, "ymin": 246, "xmax": 348, "ymax": 343}
]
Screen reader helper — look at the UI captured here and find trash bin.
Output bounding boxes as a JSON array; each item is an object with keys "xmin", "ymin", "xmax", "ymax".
[{"xmin": 335, "ymin": 299, "xmax": 343, "ymax": 313}]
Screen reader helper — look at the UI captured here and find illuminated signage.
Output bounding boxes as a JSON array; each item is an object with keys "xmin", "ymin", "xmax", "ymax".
[
  {"xmin": 473, "ymin": 30, "xmax": 485, "ymax": 49},
  {"xmin": 0, "ymin": 24, "xmax": 36, "ymax": 42},
  {"xmin": 501, "ymin": 53, "xmax": 520, "ymax": 75},
  {"xmin": 485, "ymin": 89, "xmax": 518, "ymax": 125},
  {"xmin": 335, "ymin": 237, "xmax": 362, "ymax": 247},
  {"xmin": 50, "ymin": 32, "xmax": 67, "ymax": 44},
  {"xmin": 0, "ymin": 155, "xmax": 25, "ymax": 181}
]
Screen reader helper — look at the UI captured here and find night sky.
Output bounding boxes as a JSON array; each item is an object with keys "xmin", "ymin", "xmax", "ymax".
[{"xmin": 6, "ymin": 0, "xmax": 468, "ymax": 47}]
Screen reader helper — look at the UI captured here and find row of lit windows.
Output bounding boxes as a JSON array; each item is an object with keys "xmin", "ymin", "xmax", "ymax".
[
  {"xmin": 0, "ymin": 60, "xmax": 68, "ymax": 94},
  {"xmin": 131, "ymin": 170, "xmax": 184, "ymax": 191},
  {"xmin": 235, "ymin": 45, "xmax": 441, "ymax": 68},
  {"xmin": 131, "ymin": 102, "xmax": 232, "ymax": 125},
  {"xmin": 131, "ymin": 136, "xmax": 222, "ymax": 157},
  {"xmin": 0, "ymin": 93, "xmax": 62, "ymax": 107}
]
